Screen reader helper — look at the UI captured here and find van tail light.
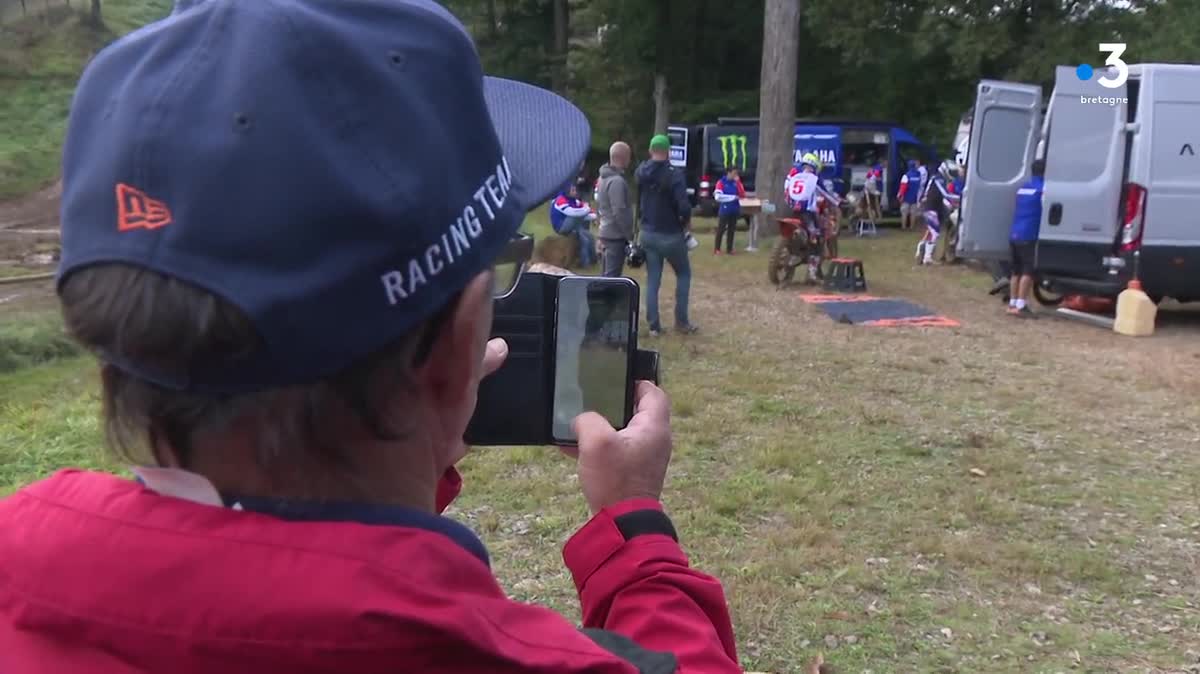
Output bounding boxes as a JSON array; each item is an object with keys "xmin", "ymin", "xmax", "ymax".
[
  {"xmin": 699, "ymin": 174, "xmax": 711, "ymax": 197},
  {"xmin": 1119, "ymin": 183, "xmax": 1147, "ymax": 252}
]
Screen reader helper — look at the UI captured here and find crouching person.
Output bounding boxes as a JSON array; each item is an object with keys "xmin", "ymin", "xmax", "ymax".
[
  {"xmin": 551, "ymin": 182, "xmax": 598, "ymax": 268},
  {"xmin": 0, "ymin": 3, "xmax": 741, "ymax": 673}
]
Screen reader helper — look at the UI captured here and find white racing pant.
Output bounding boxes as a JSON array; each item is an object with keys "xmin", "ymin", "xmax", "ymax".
[{"xmin": 916, "ymin": 210, "xmax": 940, "ymax": 263}]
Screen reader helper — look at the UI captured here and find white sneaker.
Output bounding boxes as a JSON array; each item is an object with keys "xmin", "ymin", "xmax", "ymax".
[{"xmin": 745, "ymin": 246, "xmax": 758, "ymax": 252}]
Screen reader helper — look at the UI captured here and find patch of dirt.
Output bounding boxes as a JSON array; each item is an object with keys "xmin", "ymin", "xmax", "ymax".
[
  {"xmin": 0, "ymin": 180, "xmax": 60, "ymax": 231},
  {"xmin": 0, "ymin": 182, "xmax": 61, "ymax": 314}
]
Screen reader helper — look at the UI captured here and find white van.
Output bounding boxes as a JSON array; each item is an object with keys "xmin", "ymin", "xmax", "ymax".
[{"xmin": 957, "ymin": 64, "xmax": 1200, "ymax": 303}]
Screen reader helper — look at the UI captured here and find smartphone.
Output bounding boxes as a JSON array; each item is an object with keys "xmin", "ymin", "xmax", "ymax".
[
  {"xmin": 464, "ymin": 272, "xmax": 649, "ymax": 447},
  {"xmin": 550, "ymin": 276, "xmax": 639, "ymax": 444}
]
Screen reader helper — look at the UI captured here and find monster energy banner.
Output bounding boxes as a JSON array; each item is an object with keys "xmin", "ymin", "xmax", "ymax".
[
  {"xmin": 708, "ymin": 126, "xmax": 759, "ymax": 174},
  {"xmin": 718, "ymin": 135, "xmax": 748, "ymax": 170}
]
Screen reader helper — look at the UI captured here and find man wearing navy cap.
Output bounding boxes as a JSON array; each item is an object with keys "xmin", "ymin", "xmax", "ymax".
[{"xmin": 0, "ymin": 2, "xmax": 739, "ymax": 672}]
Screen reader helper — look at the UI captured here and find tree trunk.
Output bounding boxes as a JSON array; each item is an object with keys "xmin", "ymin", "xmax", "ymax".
[
  {"xmin": 551, "ymin": 0, "xmax": 569, "ymax": 92},
  {"xmin": 652, "ymin": 74, "xmax": 669, "ymax": 135},
  {"xmin": 686, "ymin": 0, "xmax": 709, "ymax": 97},
  {"xmin": 651, "ymin": 0, "xmax": 671, "ymax": 134},
  {"xmin": 485, "ymin": 0, "xmax": 498, "ymax": 40},
  {"xmin": 754, "ymin": 0, "xmax": 801, "ymax": 240}
]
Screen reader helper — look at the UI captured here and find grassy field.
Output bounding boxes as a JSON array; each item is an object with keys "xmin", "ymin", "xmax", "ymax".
[
  {"xmin": 3, "ymin": 215, "xmax": 1198, "ymax": 672},
  {"xmin": 0, "ymin": 0, "xmax": 171, "ymax": 198}
]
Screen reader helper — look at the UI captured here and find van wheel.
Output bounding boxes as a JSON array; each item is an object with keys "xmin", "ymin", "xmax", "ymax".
[{"xmin": 1033, "ymin": 281, "xmax": 1065, "ymax": 307}]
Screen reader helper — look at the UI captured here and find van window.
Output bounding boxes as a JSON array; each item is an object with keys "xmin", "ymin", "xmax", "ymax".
[
  {"xmin": 976, "ymin": 108, "xmax": 1032, "ymax": 182},
  {"xmin": 1045, "ymin": 95, "xmax": 1117, "ymax": 182},
  {"xmin": 843, "ymin": 142, "xmax": 888, "ymax": 166},
  {"xmin": 668, "ymin": 128, "xmax": 687, "ymax": 147}
]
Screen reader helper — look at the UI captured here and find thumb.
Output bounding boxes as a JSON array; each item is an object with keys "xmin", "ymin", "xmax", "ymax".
[
  {"xmin": 572, "ymin": 412, "xmax": 616, "ymax": 446},
  {"xmin": 481, "ymin": 338, "xmax": 509, "ymax": 377}
]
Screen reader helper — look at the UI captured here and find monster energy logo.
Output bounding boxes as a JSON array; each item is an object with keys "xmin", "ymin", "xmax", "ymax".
[{"xmin": 718, "ymin": 134, "xmax": 748, "ymax": 171}]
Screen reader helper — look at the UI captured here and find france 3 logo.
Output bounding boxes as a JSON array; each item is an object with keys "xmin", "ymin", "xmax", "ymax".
[{"xmin": 1075, "ymin": 43, "xmax": 1129, "ymax": 89}]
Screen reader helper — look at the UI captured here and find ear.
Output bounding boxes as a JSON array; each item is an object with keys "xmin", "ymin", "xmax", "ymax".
[{"xmin": 413, "ymin": 271, "xmax": 494, "ymax": 423}]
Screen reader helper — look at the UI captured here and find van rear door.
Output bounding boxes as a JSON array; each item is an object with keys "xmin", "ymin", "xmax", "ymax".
[
  {"xmin": 1140, "ymin": 66, "xmax": 1200, "ymax": 250},
  {"xmin": 1036, "ymin": 66, "xmax": 1128, "ymax": 276},
  {"xmin": 957, "ymin": 80, "xmax": 1043, "ymax": 260}
]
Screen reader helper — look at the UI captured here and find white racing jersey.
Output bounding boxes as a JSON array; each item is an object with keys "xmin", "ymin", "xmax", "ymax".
[{"xmin": 785, "ymin": 169, "xmax": 838, "ymax": 213}]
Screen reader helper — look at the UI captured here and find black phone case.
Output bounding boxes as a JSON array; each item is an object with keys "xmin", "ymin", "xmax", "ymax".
[{"xmin": 464, "ymin": 273, "xmax": 659, "ymax": 447}]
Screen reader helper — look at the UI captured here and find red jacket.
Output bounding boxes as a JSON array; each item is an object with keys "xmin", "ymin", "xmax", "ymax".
[{"xmin": 0, "ymin": 469, "xmax": 739, "ymax": 673}]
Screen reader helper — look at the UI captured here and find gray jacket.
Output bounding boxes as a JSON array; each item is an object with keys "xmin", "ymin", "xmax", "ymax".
[{"xmin": 595, "ymin": 163, "xmax": 634, "ymax": 241}]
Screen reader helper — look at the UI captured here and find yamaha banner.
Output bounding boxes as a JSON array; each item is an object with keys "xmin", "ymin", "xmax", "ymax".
[{"xmin": 793, "ymin": 125, "xmax": 841, "ymax": 181}]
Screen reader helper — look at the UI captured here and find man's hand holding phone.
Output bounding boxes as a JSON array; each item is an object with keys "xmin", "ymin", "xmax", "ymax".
[
  {"xmin": 465, "ymin": 273, "xmax": 658, "ymax": 447},
  {"xmin": 561, "ymin": 381, "xmax": 672, "ymax": 515}
]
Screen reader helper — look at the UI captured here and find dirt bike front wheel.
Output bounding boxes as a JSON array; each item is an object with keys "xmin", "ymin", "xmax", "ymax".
[{"xmin": 768, "ymin": 237, "xmax": 796, "ymax": 286}]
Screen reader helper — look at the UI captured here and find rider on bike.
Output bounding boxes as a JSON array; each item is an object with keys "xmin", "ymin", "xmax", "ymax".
[
  {"xmin": 785, "ymin": 153, "xmax": 841, "ymax": 280},
  {"xmin": 786, "ymin": 154, "xmax": 841, "ymax": 233}
]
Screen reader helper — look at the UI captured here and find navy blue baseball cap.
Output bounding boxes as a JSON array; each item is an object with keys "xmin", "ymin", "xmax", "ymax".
[{"xmin": 57, "ymin": 0, "xmax": 590, "ymax": 394}]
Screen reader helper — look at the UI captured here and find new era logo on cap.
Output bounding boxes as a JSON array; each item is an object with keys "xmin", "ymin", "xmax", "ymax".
[{"xmin": 116, "ymin": 183, "xmax": 173, "ymax": 232}]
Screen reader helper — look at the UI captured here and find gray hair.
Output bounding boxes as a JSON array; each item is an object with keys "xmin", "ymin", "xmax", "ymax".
[{"xmin": 609, "ymin": 141, "xmax": 631, "ymax": 165}]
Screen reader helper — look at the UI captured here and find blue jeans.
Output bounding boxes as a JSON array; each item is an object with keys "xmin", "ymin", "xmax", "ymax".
[
  {"xmin": 559, "ymin": 217, "xmax": 595, "ymax": 267},
  {"xmin": 641, "ymin": 230, "xmax": 691, "ymax": 330}
]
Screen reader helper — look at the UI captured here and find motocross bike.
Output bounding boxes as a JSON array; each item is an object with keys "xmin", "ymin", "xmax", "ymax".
[{"xmin": 767, "ymin": 211, "xmax": 825, "ymax": 286}]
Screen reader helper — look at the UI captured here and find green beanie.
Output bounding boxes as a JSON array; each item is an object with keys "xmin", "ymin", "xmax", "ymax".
[{"xmin": 649, "ymin": 134, "xmax": 670, "ymax": 151}]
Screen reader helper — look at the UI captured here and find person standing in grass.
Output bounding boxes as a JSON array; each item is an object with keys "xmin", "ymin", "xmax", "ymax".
[
  {"xmin": 636, "ymin": 134, "xmax": 698, "ymax": 336},
  {"xmin": 712, "ymin": 166, "xmax": 744, "ymax": 255},
  {"xmin": 897, "ymin": 159, "xmax": 923, "ymax": 230},
  {"xmin": 595, "ymin": 141, "xmax": 634, "ymax": 277},
  {"xmin": 1008, "ymin": 158, "xmax": 1045, "ymax": 317},
  {"xmin": 864, "ymin": 161, "xmax": 884, "ymax": 221}
]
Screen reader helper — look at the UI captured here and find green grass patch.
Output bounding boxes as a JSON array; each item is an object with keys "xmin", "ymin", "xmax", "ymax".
[
  {"xmin": 0, "ymin": 355, "xmax": 108, "ymax": 495},
  {"xmin": 0, "ymin": 310, "xmax": 79, "ymax": 373}
]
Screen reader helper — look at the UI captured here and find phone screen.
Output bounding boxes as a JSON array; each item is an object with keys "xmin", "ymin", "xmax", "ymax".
[{"xmin": 552, "ymin": 277, "xmax": 636, "ymax": 443}]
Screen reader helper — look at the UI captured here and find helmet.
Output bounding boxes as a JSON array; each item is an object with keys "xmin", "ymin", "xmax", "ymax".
[
  {"xmin": 938, "ymin": 159, "xmax": 958, "ymax": 179},
  {"xmin": 799, "ymin": 152, "xmax": 821, "ymax": 171}
]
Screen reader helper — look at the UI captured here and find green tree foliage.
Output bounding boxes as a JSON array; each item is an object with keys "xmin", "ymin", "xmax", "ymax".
[{"xmin": 437, "ymin": 0, "xmax": 1196, "ymax": 159}]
